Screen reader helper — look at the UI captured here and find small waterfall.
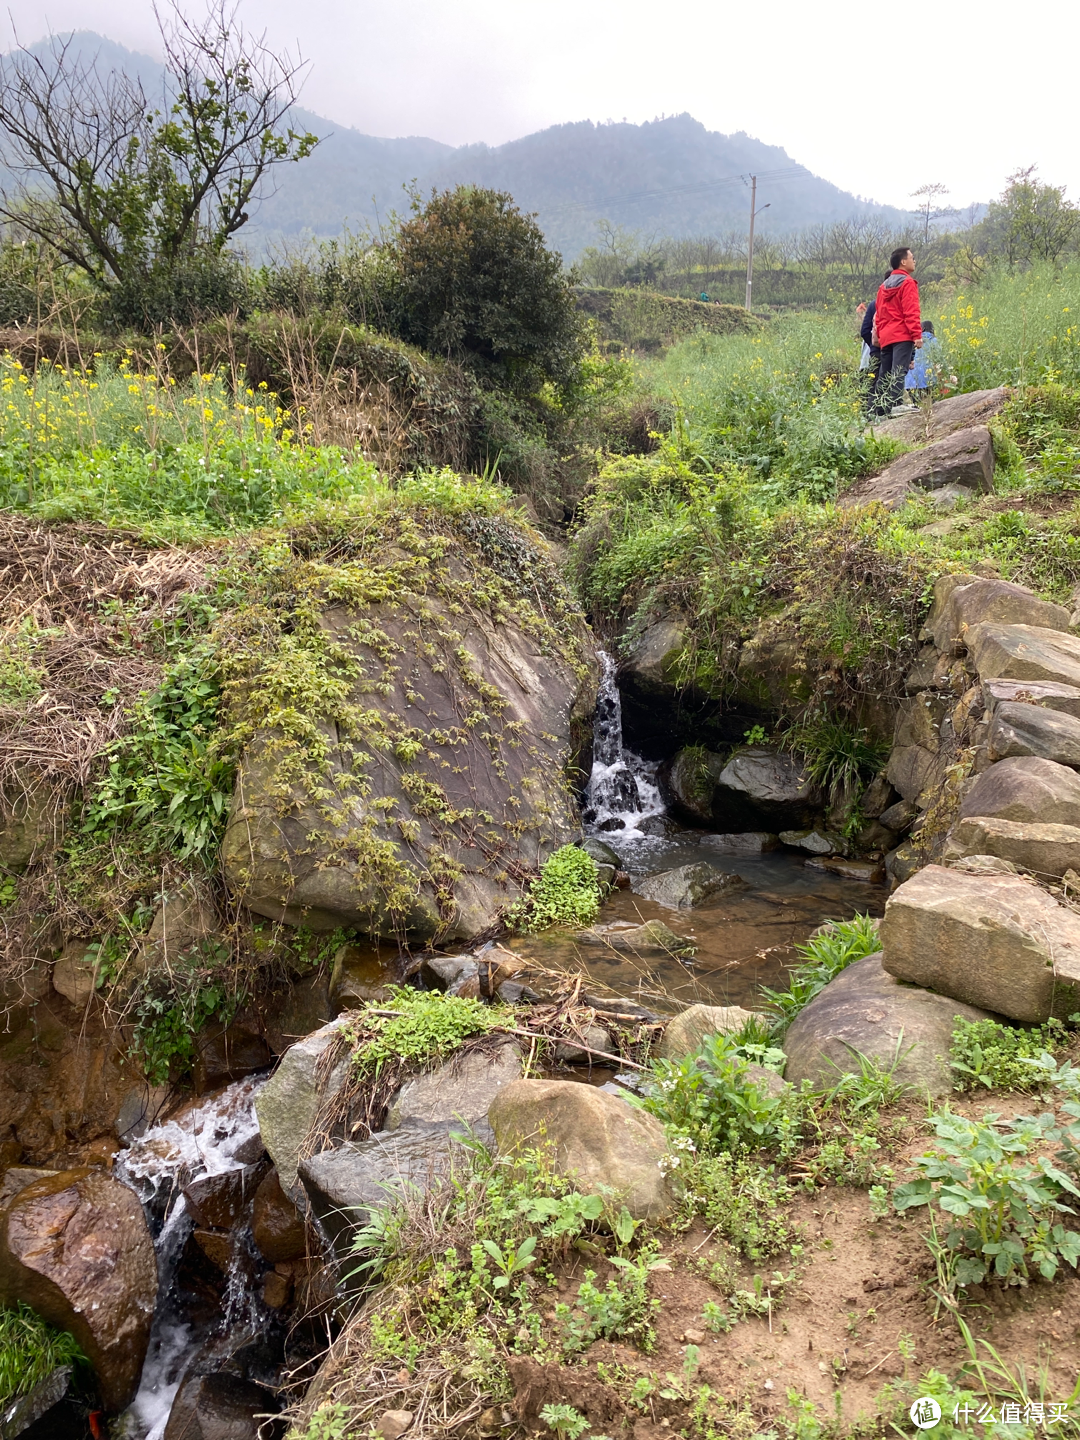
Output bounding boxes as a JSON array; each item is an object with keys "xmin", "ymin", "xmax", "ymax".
[
  {"xmin": 583, "ymin": 652, "xmax": 665, "ymax": 835},
  {"xmin": 116, "ymin": 1075, "xmax": 268, "ymax": 1440}
]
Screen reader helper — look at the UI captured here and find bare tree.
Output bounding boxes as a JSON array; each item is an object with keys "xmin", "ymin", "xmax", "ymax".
[
  {"xmin": 0, "ymin": 1, "xmax": 318, "ymax": 291},
  {"xmin": 911, "ymin": 183, "xmax": 954, "ymax": 244}
]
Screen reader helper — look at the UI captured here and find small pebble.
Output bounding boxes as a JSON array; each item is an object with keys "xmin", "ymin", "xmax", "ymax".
[
  {"xmin": 377, "ymin": 1411, "xmax": 414, "ymax": 1440},
  {"xmin": 764, "ymin": 1380, "xmax": 774, "ymax": 1392},
  {"xmin": 683, "ymin": 1328, "xmax": 705, "ymax": 1345}
]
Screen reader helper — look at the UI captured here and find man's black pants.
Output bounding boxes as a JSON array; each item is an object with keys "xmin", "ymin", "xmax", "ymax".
[{"xmin": 875, "ymin": 340, "xmax": 916, "ymax": 414}]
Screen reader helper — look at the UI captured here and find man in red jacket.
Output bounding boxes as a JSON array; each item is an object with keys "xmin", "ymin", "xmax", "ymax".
[{"xmin": 872, "ymin": 246, "xmax": 923, "ymax": 416}]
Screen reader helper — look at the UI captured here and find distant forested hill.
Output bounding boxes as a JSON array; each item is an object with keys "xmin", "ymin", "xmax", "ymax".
[{"xmin": 18, "ymin": 34, "xmax": 908, "ymax": 259}]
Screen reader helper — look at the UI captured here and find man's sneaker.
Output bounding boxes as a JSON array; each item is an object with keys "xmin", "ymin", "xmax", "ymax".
[{"xmin": 890, "ymin": 404, "xmax": 911, "ymax": 416}]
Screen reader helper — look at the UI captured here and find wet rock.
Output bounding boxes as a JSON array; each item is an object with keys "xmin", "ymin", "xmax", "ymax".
[
  {"xmin": 663, "ymin": 747, "xmax": 728, "ymax": 823},
  {"xmin": 488, "ymin": 1079, "xmax": 674, "ymax": 1220},
  {"xmin": 782, "ymin": 953, "xmax": 991, "ymax": 1097},
  {"xmin": 959, "ymin": 756, "xmax": 1080, "ymax": 825},
  {"xmin": 51, "ymin": 942, "xmax": 98, "ymax": 1008},
  {"xmin": 422, "ymin": 954, "xmax": 480, "ymax": 993},
  {"xmin": 966, "ymin": 622, "xmax": 1080, "ymax": 689},
  {"xmin": 265, "ymin": 969, "xmax": 334, "ymax": 1056},
  {"xmin": 805, "ymin": 856, "xmax": 886, "ymax": 883},
  {"xmin": 632, "ymin": 862, "xmax": 745, "ymax": 910},
  {"xmin": 945, "ymin": 815, "xmax": 1080, "ymax": 878},
  {"xmin": 0, "ymin": 1364, "xmax": 71, "ymax": 1436},
  {"xmin": 300, "ymin": 1119, "xmax": 464, "ymax": 1254},
  {"xmin": 329, "ymin": 944, "xmax": 396, "ymax": 1012},
  {"xmin": 623, "ymin": 617, "xmax": 685, "ymax": 691},
  {"xmin": 699, "ymin": 831, "xmax": 779, "ymax": 854},
  {"xmin": 193, "ymin": 1010, "xmax": 272, "ymax": 1095},
  {"xmin": 984, "ymin": 677, "xmax": 1080, "ymax": 721},
  {"xmin": 840, "ymin": 425, "xmax": 995, "ymax": 509},
  {"xmin": 580, "ymin": 837, "xmax": 620, "ymax": 868},
  {"xmin": 0, "ymin": 1168, "xmax": 157, "ymax": 1411},
  {"xmin": 384, "ymin": 1040, "xmax": 522, "ymax": 1134},
  {"xmin": 0, "ymin": 1168, "xmax": 58, "ymax": 1206},
  {"xmin": 163, "ymin": 1372, "xmax": 283, "ymax": 1440},
  {"xmin": 183, "ymin": 1163, "xmax": 268, "ymax": 1229},
  {"xmin": 252, "ymin": 1168, "xmax": 306, "ymax": 1265},
  {"xmin": 221, "ymin": 590, "xmax": 595, "ymax": 942},
  {"xmin": 254, "ymin": 1017, "xmax": 351, "ymax": 1204},
  {"xmin": 114, "ymin": 1083, "xmax": 170, "ymax": 1147},
  {"xmin": 880, "ymin": 864, "xmax": 1080, "ymax": 1023},
  {"xmin": 193, "ymin": 1228, "xmax": 233, "ymax": 1271},
  {"xmin": 779, "ymin": 828, "xmax": 838, "ymax": 856},
  {"xmin": 579, "ymin": 920, "xmax": 696, "ymax": 955},
  {"xmin": 714, "ymin": 747, "xmax": 820, "ymax": 829},
  {"xmin": 656, "ymin": 1004, "xmax": 758, "ymax": 1061},
  {"xmin": 988, "ymin": 702, "xmax": 1080, "ymax": 767},
  {"xmin": 933, "ymin": 578, "xmax": 1071, "ymax": 656}
]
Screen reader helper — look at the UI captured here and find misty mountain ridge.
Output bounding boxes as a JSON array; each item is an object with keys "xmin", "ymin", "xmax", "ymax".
[{"xmin": 16, "ymin": 33, "xmax": 910, "ymax": 258}]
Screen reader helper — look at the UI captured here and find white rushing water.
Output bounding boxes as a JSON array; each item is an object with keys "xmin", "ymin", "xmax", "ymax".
[
  {"xmin": 583, "ymin": 651, "xmax": 666, "ymax": 837},
  {"xmin": 116, "ymin": 1075, "xmax": 267, "ymax": 1440}
]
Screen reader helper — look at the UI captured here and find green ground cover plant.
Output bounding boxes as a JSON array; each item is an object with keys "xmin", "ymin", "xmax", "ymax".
[
  {"xmin": 509, "ymin": 844, "xmax": 602, "ymax": 932},
  {"xmin": 950, "ymin": 1017, "xmax": 1065, "ymax": 1092},
  {"xmin": 0, "ymin": 1304, "xmax": 85, "ymax": 1405},
  {"xmin": 346, "ymin": 988, "xmax": 502, "ymax": 1078}
]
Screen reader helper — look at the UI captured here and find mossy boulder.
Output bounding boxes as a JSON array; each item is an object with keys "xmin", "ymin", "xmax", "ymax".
[{"xmin": 221, "ymin": 516, "xmax": 596, "ymax": 941}]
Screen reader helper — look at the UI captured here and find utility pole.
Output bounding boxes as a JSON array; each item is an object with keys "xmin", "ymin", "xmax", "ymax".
[{"xmin": 744, "ymin": 178, "xmax": 770, "ymax": 311}]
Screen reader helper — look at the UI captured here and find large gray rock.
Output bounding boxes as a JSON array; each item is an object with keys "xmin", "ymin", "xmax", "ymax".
[
  {"xmin": 656, "ymin": 1004, "xmax": 758, "ymax": 1061},
  {"xmin": 840, "ymin": 426, "xmax": 995, "ymax": 509},
  {"xmin": 632, "ymin": 862, "xmax": 745, "ymax": 910},
  {"xmin": 714, "ymin": 747, "xmax": 820, "ymax": 829},
  {"xmin": 959, "ymin": 756, "xmax": 1080, "ymax": 826},
  {"xmin": 663, "ymin": 747, "xmax": 728, "ymax": 823},
  {"xmin": 254, "ymin": 1017, "xmax": 351, "ymax": 1204},
  {"xmin": 222, "ymin": 570, "xmax": 596, "ymax": 940},
  {"xmin": 163, "ymin": 1372, "xmax": 281, "ymax": 1440},
  {"xmin": 699, "ymin": 831, "xmax": 779, "ymax": 854},
  {"xmin": 988, "ymin": 702, "xmax": 1080, "ymax": 767},
  {"xmin": 886, "ymin": 743, "xmax": 938, "ymax": 804},
  {"xmin": 945, "ymin": 815, "xmax": 1080, "ymax": 879},
  {"xmin": 782, "ymin": 953, "xmax": 991, "ymax": 1097},
  {"xmin": 933, "ymin": 579, "xmax": 1071, "ymax": 655},
  {"xmin": 488, "ymin": 1079, "xmax": 674, "ymax": 1220},
  {"xmin": 984, "ymin": 678, "xmax": 1080, "ymax": 721},
  {"xmin": 299, "ymin": 1118, "xmax": 464, "ymax": 1254},
  {"xmin": 623, "ymin": 617, "xmax": 685, "ymax": 691},
  {"xmin": 880, "ymin": 864, "xmax": 1080, "ymax": 1023},
  {"xmin": 871, "ymin": 387, "xmax": 1010, "ymax": 444},
  {"xmin": 966, "ymin": 623, "xmax": 1080, "ymax": 689},
  {"xmin": 384, "ymin": 1040, "xmax": 522, "ymax": 1133},
  {"xmin": 0, "ymin": 1168, "xmax": 157, "ymax": 1411}
]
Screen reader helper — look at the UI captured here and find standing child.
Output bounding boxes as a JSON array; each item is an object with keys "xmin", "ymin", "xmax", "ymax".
[{"xmin": 904, "ymin": 321, "xmax": 940, "ymax": 403}]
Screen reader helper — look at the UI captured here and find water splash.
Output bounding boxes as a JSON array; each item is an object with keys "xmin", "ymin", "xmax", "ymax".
[
  {"xmin": 116, "ymin": 1076, "xmax": 267, "ymax": 1440},
  {"xmin": 583, "ymin": 652, "xmax": 665, "ymax": 837}
]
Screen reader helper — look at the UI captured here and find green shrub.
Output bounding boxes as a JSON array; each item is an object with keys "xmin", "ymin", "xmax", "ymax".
[
  {"xmin": 510, "ymin": 845, "xmax": 601, "ymax": 932},
  {"xmin": 681, "ymin": 1152, "xmax": 798, "ymax": 1259},
  {"xmin": 950, "ymin": 1017, "xmax": 1065, "ymax": 1092},
  {"xmin": 639, "ymin": 1030, "xmax": 795, "ymax": 1155},
  {"xmin": 894, "ymin": 1106, "xmax": 1080, "ymax": 1285},
  {"xmin": 0, "ymin": 1304, "xmax": 86, "ymax": 1405},
  {"xmin": 761, "ymin": 914, "xmax": 881, "ymax": 1035},
  {"xmin": 347, "ymin": 988, "xmax": 501, "ymax": 1077}
]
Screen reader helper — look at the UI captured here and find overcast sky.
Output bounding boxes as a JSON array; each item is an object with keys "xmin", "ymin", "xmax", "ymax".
[{"xmin": 8, "ymin": 0, "xmax": 1076, "ymax": 213}]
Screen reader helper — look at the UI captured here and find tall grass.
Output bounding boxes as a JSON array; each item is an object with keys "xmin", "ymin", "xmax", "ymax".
[{"xmin": 931, "ymin": 261, "xmax": 1080, "ymax": 391}]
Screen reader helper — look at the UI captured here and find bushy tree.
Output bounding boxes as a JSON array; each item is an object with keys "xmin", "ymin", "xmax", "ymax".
[
  {"xmin": 392, "ymin": 186, "xmax": 586, "ymax": 393},
  {"xmin": 987, "ymin": 167, "xmax": 1079, "ymax": 267},
  {"xmin": 0, "ymin": 1, "xmax": 318, "ymax": 326}
]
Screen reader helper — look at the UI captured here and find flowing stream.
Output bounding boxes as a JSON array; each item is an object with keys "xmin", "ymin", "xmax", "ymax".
[
  {"xmin": 115, "ymin": 1076, "xmax": 267, "ymax": 1440},
  {"xmin": 582, "ymin": 651, "xmax": 665, "ymax": 835}
]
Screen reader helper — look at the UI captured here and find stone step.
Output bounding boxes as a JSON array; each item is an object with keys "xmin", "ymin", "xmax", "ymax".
[
  {"xmin": 967, "ymin": 622, "xmax": 1080, "ymax": 688},
  {"xmin": 960, "ymin": 755, "xmax": 1080, "ymax": 826},
  {"xmin": 984, "ymin": 677, "xmax": 1080, "ymax": 721},
  {"xmin": 988, "ymin": 701, "xmax": 1080, "ymax": 767},
  {"xmin": 880, "ymin": 864, "xmax": 1080, "ymax": 1023},
  {"xmin": 945, "ymin": 815, "xmax": 1080, "ymax": 879}
]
